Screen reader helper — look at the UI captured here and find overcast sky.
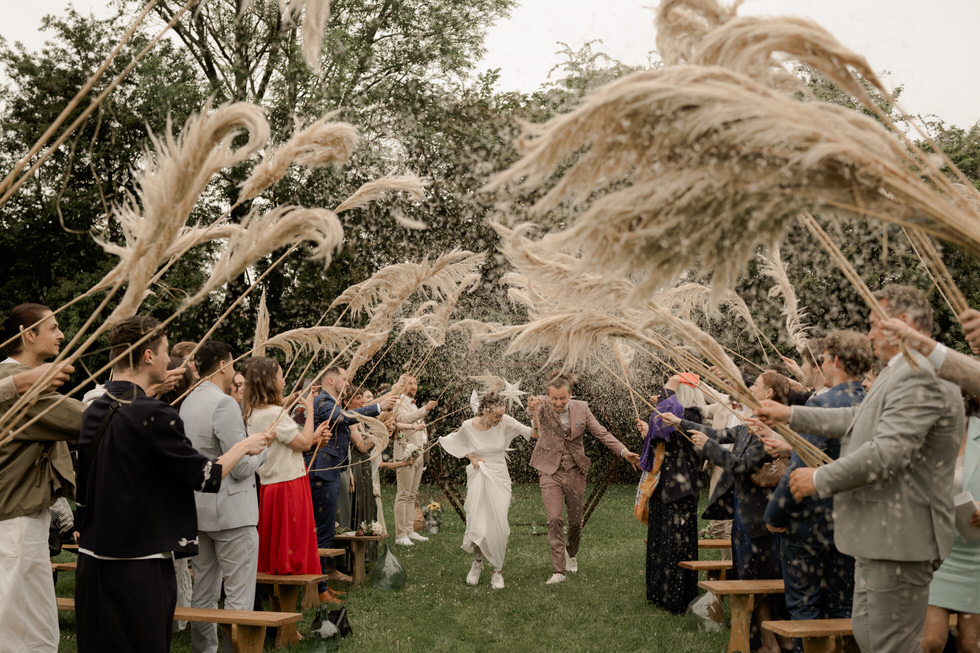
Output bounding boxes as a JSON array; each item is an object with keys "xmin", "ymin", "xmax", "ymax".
[{"xmin": 3, "ymin": 0, "xmax": 978, "ymax": 128}]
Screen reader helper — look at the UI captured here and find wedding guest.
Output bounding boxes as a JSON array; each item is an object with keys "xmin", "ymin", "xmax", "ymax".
[
  {"xmin": 764, "ymin": 331, "xmax": 872, "ymax": 652},
  {"xmin": 439, "ymin": 392, "xmax": 536, "ymax": 589},
  {"xmin": 757, "ymin": 285, "xmax": 964, "ymax": 652},
  {"xmin": 665, "ymin": 370, "xmax": 792, "ymax": 653},
  {"xmin": 392, "ymin": 373, "xmax": 437, "ymax": 546},
  {"xmin": 0, "ymin": 303, "xmax": 83, "ymax": 652},
  {"xmin": 341, "ymin": 385, "xmax": 381, "ymax": 561},
  {"xmin": 308, "ymin": 366, "xmax": 395, "ymax": 593},
  {"xmin": 75, "ymin": 316, "xmax": 271, "ymax": 653},
  {"xmin": 243, "ymin": 358, "xmax": 337, "ymax": 601},
  {"xmin": 636, "ymin": 373, "xmax": 706, "ymax": 613},
  {"xmin": 922, "ymin": 398, "xmax": 980, "ymax": 653},
  {"xmin": 181, "ymin": 342, "xmax": 267, "ymax": 653}
]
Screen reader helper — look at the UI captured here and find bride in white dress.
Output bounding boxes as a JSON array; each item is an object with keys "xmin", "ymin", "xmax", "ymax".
[{"xmin": 439, "ymin": 392, "xmax": 537, "ymax": 589}]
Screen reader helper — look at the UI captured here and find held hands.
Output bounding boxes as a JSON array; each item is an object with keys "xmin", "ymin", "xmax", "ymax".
[
  {"xmin": 527, "ymin": 395, "xmax": 541, "ymax": 412},
  {"xmin": 789, "ymin": 467, "xmax": 818, "ymax": 500},
  {"xmin": 689, "ymin": 430, "xmax": 708, "ymax": 448}
]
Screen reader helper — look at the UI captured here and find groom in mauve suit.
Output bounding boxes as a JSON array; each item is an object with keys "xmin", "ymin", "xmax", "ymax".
[
  {"xmin": 527, "ymin": 372, "xmax": 640, "ymax": 585},
  {"xmin": 758, "ymin": 285, "xmax": 964, "ymax": 653}
]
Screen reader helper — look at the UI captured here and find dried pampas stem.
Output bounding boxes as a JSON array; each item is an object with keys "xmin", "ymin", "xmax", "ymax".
[
  {"xmin": 758, "ymin": 246, "xmax": 810, "ymax": 357},
  {"xmin": 253, "ymin": 289, "xmax": 270, "ymax": 358},
  {"xmin": 903, "ymin": 227, "xmax": 969, "ymax": 317}
]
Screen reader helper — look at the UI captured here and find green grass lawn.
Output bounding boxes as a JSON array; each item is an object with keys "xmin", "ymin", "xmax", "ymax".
[{"xmin": 55, "ymin": 482, "xmax": 730, "ymax": 652}]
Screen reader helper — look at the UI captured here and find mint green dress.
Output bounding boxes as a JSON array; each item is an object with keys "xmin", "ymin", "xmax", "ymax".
[{"xmin": 929, "ymin": 416, "xmax": 980, "ymax": 612}]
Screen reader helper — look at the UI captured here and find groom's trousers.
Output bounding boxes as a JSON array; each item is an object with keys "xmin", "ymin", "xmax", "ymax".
[{"xmin": 539, "ymin": 455, "xmax": 586, "ymax": 574}]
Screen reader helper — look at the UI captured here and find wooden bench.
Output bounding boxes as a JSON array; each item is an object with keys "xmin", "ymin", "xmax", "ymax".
[
  {"xmin": 254, "ymin": 572, "xmax": 328, "ymax": 646},
  {"xmin": 56, "ymin": 596, "xmax": 301, "ymax": 653},
  {"xmin": 54, "ymin": 560, "xmax": 323, "ymax": 646},
  {"xmin": 333, "ymin": 533, "xmax": 386, "ymax": 587},
  {"xmin": 763, "ymin": 614, "xmax": 958, "ymax": 653},
  {"xmin": 699, "ymin": 579, "xmax": 785, "ymax": 653},
  {"xmin": 679, "ymin": 559, "xmax": 733, "ymax": 580},
  {"xmin": 698, "ymin": 538, "xmax": 732, "ymax": 549}
]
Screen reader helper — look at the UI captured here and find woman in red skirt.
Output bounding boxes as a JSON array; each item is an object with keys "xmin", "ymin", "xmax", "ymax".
[{"xmin": 243, "ymin": 358, "xmax": 339, "ymax": 600}]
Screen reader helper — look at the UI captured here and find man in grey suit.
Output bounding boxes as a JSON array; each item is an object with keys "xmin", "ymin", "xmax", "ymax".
[
  {"xmin": 180, "ymin": 341, "xmax": 269, "ymax": 653},
  {"xmin": 758, "ymin": 285, "xmax": 964, "ymax": 652}
]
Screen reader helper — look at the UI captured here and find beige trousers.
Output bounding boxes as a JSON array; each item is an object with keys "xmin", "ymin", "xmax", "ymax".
[{"xmin": 394, "ymin": 457, "xmax": 424, "ymax": 539}]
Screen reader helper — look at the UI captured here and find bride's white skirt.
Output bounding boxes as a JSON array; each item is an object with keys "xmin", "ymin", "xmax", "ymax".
[{"xmin": 461, "ymin": 457, "xmax": 512, "ymax": 571}]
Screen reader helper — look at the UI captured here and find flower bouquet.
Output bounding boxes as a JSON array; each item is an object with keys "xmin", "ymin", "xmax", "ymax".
[
  {"xmin": 358, "ymin": 520, "xmax": 384, "ymax": 536},
  {"xmin": 402, "ymin": 443, "xmax": 423, "ymax": 463},
  {"xmin": 422, "ymin": 501, "xmax": 442, "ymax": 534}
]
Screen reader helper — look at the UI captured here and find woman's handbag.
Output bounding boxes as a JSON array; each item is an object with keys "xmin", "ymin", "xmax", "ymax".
[{"xmin": 750, "ymin": 456, "xmax": 789, "ymax": 487}]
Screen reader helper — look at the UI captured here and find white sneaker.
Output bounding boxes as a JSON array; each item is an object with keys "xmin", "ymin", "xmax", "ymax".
[
  {"xmin": 466, "ymin": 560, "xmax": 483, "ymax": 586},
  {"xmin": 395, "ymin": 537, "xmax": 414, "ymax": 546},
  {"xmin": 491, "ymin": 571, "xmax": 504, "ymax": 589},
  {"xmin": 545, "ymin": 572, "xmax": 566, "ymax": 585},
  {"xmin": 408, "ymin": 531, "xmax": 429, "ymax": 542},
  {"xmin": 565, "ymin": 553, "xmax": 578, "ymax": 573}
]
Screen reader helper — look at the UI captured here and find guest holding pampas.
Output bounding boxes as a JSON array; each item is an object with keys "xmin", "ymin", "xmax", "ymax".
[{"xmin": 242, "ymin": 358, "xmax": 336, "ymax": 600}]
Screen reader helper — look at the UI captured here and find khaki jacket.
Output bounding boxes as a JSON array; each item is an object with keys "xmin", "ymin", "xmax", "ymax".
[{"xmin": 0, "ymin": 362, "xmax": 83, "ymax": 521}]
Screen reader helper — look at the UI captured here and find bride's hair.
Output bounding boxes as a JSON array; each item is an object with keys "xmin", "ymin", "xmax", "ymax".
[{"xmin": 478, "ymin": 392, "xmax": 505, "ymax": 415}]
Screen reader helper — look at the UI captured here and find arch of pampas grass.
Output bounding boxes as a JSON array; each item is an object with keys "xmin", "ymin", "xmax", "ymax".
[
  {"xmin": 282, "ymin": 250, "xmax": 487, "ymax": 386},
  {"xmin": 488, "ymin": 2, "xmax": 980, "ymax": 308},
  {"xmin": 758, "ymin": 246, "xmax": 811, "ymax": 357},
  {"xmin": 0, "ymin": 102, "xmax": 425, "ymax": 443}
]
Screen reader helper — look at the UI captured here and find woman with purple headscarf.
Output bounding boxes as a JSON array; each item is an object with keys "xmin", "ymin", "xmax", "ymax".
[{"xmin": 635, "ymin": 373, "xmax": 706, "ymax": 613}]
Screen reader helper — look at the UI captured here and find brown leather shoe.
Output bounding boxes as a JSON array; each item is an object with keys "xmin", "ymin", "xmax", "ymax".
[
  {"xmin": 318, "ymin": 590, "xmax": 344, "ymax": 605},
  {"xmin": 329, "ymin": 587, "xmax": 347, "ymax": 595}
]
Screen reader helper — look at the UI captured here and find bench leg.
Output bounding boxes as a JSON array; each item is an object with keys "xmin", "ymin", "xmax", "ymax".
[
  {"xmin": 350, "ymin": 542, "xmax": 367, "ymax": 588},
  {"xmin": 727, "ymin": 594, "xmax": 755, "ymax": 653},
  {"xmin": 301, "ymin": 582, "xmax": 318, "ymax": 611},
  {"xmin": 220, "ymin": 624, "xmax": 266, "ymax": 653},
  {"xmin": 269, "ymin": 585, "xmax": 302, "ymax": 648}
]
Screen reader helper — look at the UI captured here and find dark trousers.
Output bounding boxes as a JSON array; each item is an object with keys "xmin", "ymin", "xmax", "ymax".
[
  {"xmin": 76, "ymin": 554, "xmax": 176, "ymax": 653},
  {"xmin": 781, "ymin": 534, "xmax": 854, "ymax": 653},
  {"xmin": 311, "ymin": 475, "xmax": 340, "ymax": 592}
]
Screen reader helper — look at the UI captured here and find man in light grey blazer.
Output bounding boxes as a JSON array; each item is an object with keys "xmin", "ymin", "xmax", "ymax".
[
  {"xmin": 758, "ymin": 285, "xmax": 964, "ymax": 652},
  {"xmin": 180, "ymin": 342, "xmax": 268, "ymax": 653}
]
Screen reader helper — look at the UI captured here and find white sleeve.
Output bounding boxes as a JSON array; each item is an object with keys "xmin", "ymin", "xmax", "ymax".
[
  {"xmin": 503, "ymin": 414, "xmax": 533, "ymax": 442},
  {"xmin": 439, "ymin": 423, "xmax": 474, "ymax": 458}
]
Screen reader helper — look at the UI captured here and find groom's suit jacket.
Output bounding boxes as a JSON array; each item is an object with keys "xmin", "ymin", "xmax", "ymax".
[
  {"xmin": 529, "ymin": 398, "xmax": 626, "ymax": 475},
  {"xmin": 789, "ymin": 351, "xmax": 963, "ymax": 562}
]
